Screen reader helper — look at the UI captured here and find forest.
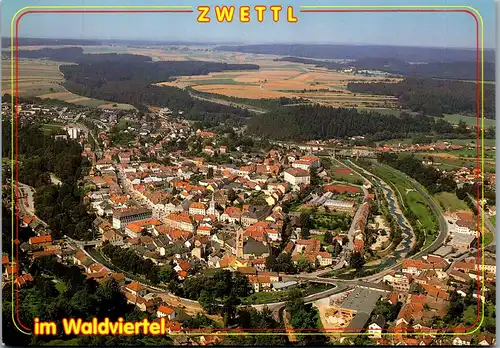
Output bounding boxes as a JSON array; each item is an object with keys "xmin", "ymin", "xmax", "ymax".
[
  {"xmin": 2, "ymin": 120, "xmax": 94, "ymax": 240},
  {"xmin": 16, "ymin": 47, "xmax": 151, "ymax": 63},
  {"xmin": 347, "ymin": 77, "xmax": 495, "ymax": 118},
  {"xmin": 247, "ymin": 104, "xmax": 463, "ymax": 141},
  {"xmin": 275, "ymin": 56, "xmax": 495, "ymax": 81}
]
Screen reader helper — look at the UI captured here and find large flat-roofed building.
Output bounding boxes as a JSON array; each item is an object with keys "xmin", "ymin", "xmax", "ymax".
[
  {"xmin": 112, "ymin": 207, "xmax": 152, "ymax": 229},
  {"xmin": 336, "ymin": 288, "xmax": 383, "ymax": 322},
  {"xmin": 324, "ymin": 199, "xmax": 356, "ymax": 213}
]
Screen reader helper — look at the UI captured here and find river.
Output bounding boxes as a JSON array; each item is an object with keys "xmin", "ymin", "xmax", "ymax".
[{"xmin": 370, "ymin": 178, "xmax": 413, "ymax": 269}]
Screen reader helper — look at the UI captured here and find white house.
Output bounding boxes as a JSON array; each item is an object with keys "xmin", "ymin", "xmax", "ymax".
[
  {"xmin": 367, "ymin": 315, "xmax": 385, "ymax": 338},
  {"xmin": 284, "ymin": 168, "xmax": 310, "ymax": 186},
  {"xmin": 188, "ymin": 202, "xmax": 206, "ymax": 216},
  {"xmin": 455, "ymin": 220, "xmax": 477, "ymax": 236},
  {"xmin": 156, "ymin": 305, "xmax": 176, "ymax": 320}
]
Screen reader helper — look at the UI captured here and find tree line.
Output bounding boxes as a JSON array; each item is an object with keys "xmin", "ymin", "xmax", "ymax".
[{"xmin": 347, "ymin": 77, "xmax": 495, "ymax": 118}]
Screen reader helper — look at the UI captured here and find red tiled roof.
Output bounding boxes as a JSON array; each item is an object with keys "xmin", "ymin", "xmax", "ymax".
[
  {"xmin": 29, "ymin": 235, "xmax": 53, "ymax": 244},
  {"xmin": 285, "ymin": 168, "xmax": 309, "ymax": 177},
  {"xmin": 189, "ymin": 202, "xmax": 206, "ymax": 210},
  {"xmin": 126, "ymin": 281, "xmax": 146, "ymax": 292},
  {"xmin": 157, "ymin": 305, "xmax": 175, "ymax": 315}
]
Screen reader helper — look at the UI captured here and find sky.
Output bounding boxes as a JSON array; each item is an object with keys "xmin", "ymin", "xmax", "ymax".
[{"xmin": 0, "ymin": 0, "xmax": 496, "ymax": 49}]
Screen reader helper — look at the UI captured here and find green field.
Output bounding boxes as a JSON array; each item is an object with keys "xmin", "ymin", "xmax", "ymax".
[
  {"xmin": 41, "ymin": 123, "xmax": 65, "ymax": 135},
  {"xmin": 439, "ymin": 114, "xmax": 496, "ymax": 127},
  {"xmin": 483, "ymin": 230, "xmax": 494, "ymax": 246},
  {"xmin": 414, "ymin": 153, "xmax": 496, "ymax": 173},
  {"xmin": 434, "ymin": 192, "xmax": 469, "ymax": 213},
  {"xmin": 55, "ymin": 281, "xmax": 67, "ymax": 293},
  {"xmin": 310, "ymin": 234, "xmax": 325, "ymax": 244}
]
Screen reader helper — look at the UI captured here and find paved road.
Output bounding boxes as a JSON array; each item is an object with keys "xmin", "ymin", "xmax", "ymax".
[
  {"xmin": 468, "ymin": 194, "xmax": 496, "ymax": 246},
  {"xmin": 116, "ymin": 165, "xmax": 155, "ymax": 210},
  {"xmin": 188, "ymin": 91, "xmax": 267, "ymax": 114},
  {"xmin": 337, "ymin": 158, "xmax": 370, "ymax": 251},
  {"xmin": 17, "ymin": 182, "xmax": 49, "ymax": 227},
  {"xmin": 76, "ymin": 121, "xmax": 103, "ymax": 158}
]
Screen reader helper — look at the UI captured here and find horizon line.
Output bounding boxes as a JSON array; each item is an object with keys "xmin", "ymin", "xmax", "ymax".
[{"xmin": 4, "ymin": 36, "xmax": 495, "ymax": 51}]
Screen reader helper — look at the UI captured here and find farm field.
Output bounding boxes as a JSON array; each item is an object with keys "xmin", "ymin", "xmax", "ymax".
[
  {"xmin": 158, "ymin": 66, "xmax": 400, "ymax": 107},
  {"xmin": 4, "ymin": 44, "xmax": 399, "ymax": 109},
  {"xmin": 434, "ymin": 192, "xmax": 469, "ymax": 213},
  {"xmin": 438, "ymin": 113, "xmax": 496, "ymax": 127},
  {"xmin": 1, "ymin": 58, "xmax": 135, "ymax": 109}
]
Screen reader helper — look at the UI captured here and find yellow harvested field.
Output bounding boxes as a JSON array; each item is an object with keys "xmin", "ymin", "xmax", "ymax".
[
  {"xmin": 38, "ymin": 91, "xmax": 74, "ymax": 99},
  {"xmin": 3, "ymin": 47, "xmax": 401, "ymax": 109},
  {"xmin": 194, "ymin": 84, "xmax": 285, "ymax": 99},
  {"xmin": 160, "ymin": 63, "xmax": 401, "ymax": 106},
  {"xmin": 1, "ymin": 58, "xmax": 135, "ymax": 109},
  {"xmin": 66, "ymin": 97, "xmax": 92, "ymax": 103}
]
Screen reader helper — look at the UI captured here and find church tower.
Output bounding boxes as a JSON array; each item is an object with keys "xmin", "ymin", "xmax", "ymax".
[{"xmin": 236, "ymin": 228, "xmax": 244, "ymax": 258}]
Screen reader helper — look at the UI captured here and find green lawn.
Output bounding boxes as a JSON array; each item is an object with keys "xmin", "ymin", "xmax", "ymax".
[
  {"xmin": 310, "ymin": 234, "xmax": 325, "ymax": 244},
  {"xmin": 434, "ymin": 192, "xmax": 469, "ymax": 213},
  {"xmin": 55, "ymin": 281, "xmax": 67, "ymax": 293},
  {"xmin": 483, "ymin": 230, "xmax": 494, "ymax": 246}
]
